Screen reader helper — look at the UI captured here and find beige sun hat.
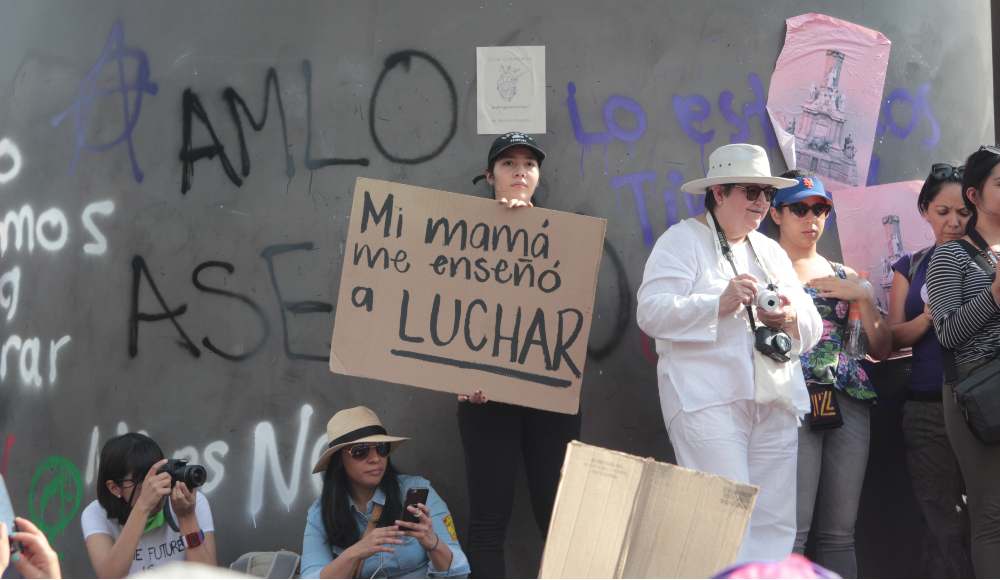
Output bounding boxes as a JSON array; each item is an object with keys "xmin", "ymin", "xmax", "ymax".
[
  {"xmin": 311, "ymin": 406, "xmax": 409, "ymax": 474},
  {"xmin": 680, "ymin": 143, "xmax": 797, "ymax": 194}
]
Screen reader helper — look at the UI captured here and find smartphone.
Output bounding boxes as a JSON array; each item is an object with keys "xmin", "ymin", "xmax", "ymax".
[
  {"xmin": 401, "ymin": 487, "xmax": 429, "ymax": 524},
  {"xmin": 0, "ymin": 474, "xmax": 17, "ymax": 552}
]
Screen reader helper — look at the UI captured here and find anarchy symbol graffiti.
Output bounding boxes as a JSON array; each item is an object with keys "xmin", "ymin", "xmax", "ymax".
[{"xmin": 28, "ymin": 455, "xmax": 83, "ymax": 540}]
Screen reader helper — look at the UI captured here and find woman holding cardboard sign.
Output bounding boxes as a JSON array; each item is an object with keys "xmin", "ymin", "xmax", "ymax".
[
  {"xmin": 637, "ymin": 144, "xmax": 822, "ymax": 562},
  {"xmin": 769, "ymin": 171, "xmax": 891, "ymax": 578},
  {"xmin": 457, "ymin": 132, "xmax": 581, "ymax": 579}
]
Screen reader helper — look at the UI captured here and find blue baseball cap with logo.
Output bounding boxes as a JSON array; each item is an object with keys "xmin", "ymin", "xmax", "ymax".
[{"xmin": 772, "ymin": 175, "xmax": 833, "ymax": 206}]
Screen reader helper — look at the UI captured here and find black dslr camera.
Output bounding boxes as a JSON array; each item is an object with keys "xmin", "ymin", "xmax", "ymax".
[
  {"xmin": 157, "ymin": 459, "xmax": 207, "ymax": 489},
  {"xmin": 754, "ymin": 326, "xmax": 792, "ymax": 363}
]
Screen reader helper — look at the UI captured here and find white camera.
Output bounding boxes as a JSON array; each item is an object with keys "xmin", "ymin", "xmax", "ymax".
[{"xmin": 756, "ymin": 284, "xmax": 782, "ymax": 314}]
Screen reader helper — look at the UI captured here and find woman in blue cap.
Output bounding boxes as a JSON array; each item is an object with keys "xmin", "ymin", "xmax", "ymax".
[
  {"xmin": 457, "ymin": 132, "xmax": 580, "ymax": 579},
  {"xmin": 770, "ymin": 171, "xmax": 892, "ymax": 577}
]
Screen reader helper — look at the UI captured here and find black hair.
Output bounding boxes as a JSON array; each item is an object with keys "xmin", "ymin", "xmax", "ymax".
[
  {"xmin": 320, "ymin": 451, "xmax": 403, "ymax": 548},
  {"xmin": 704, "ymin": 185, "xmax": 733, "ymax": 211},
  {"xmin": 960, "ymin": 148, "xmax": 1000, "ymax": 234},
  {"xmin": 917, "ymin": 162, "xmax": 964, "ymax": 214},
  {"xmin": 96, "ymin": 433, "xmax": 165, "ymax": 525}
]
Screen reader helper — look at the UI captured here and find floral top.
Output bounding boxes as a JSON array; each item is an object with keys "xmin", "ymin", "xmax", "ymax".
[{"xmin": 799, "ymin": 262, "xmax": 877, "ymax": 402}]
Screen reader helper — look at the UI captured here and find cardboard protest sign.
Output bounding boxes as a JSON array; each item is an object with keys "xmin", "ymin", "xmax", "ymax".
[
  {"xmin": 329, "ymin": 178, "xmax": 606, "ymax": 414},
  {"xmin": 833, "ymin": 180, "xmax": 931, "ymax": 312},
  {"xmin": 766, "ymin": 13, "xmax": 890, "ymax": 188},
  {"xmin": 540, "ymin": 441, "xmax": 758, "ymax": 578}
]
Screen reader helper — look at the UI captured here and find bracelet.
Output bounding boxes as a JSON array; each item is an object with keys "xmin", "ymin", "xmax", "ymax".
[
  {"xmin": 429, "ymin": 533, "xmax": 440, "ymax": 552},
  {"xmin": 182, "ymin": 530, "xmax": 205, "ymax": 549}
]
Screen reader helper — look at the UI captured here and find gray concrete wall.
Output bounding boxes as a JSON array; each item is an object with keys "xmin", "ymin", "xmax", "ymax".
[{"xmin": 0, "ymin": 1, "xmax": 992, "ymax": 577}]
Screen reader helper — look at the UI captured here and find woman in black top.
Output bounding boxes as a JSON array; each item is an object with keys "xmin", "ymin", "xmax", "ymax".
[
  {"xmin": 926, "ymin": 146, "xmax": 1000, "ymax": 578},
  {"xmin": 457, "ymin": 133, "xmax": 581, "ymax": 578}
]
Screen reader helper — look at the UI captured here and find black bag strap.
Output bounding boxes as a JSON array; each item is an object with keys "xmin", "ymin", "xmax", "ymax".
[
  {"xmin": 907, "ymin": 246, "xmax": 932, "ymax": 282},
  {"xmin": 708, "ymin": 211, "xmax": 772, "ymax": 331},
  {"xmin": 943, "ymin": 238, "xmax": 997, "ymax": 382}
]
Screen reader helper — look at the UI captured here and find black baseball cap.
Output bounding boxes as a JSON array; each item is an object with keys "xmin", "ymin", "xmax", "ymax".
[{"xmin": 487, "ymin": 132, "xmax": 546, "ymax": 170}]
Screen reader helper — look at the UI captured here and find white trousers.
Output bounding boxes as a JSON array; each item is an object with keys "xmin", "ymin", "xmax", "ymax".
[{"xmin": 667, "ymin": 400, "xmax": 798, "ymax": 563}]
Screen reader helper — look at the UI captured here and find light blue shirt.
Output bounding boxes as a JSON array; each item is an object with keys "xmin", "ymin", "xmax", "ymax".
[{"xmin": 300, "ymin": 475, "xmax": 470, "ymax": 579}]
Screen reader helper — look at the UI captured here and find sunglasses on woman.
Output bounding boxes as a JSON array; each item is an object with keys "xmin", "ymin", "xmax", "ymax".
[
  {"xmin": 930, "ymin": 163, "xmax": 964, "ymax": 181},
  {"xmin": 347, "ymin": 442, "xmax": 391, "ymax": 460},
  {"xmin": 781, "ymin": 201, "xmax": 833, "ymax": 218},
  {"xmin": 731, "ymin": 184, "xmax": 778, "ymax": 203}
]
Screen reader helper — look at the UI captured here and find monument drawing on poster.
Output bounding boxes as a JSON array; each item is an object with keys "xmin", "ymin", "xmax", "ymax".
[
  {"xmin": 767, "ymin": 13, "xmax": 891, "ymax": 188},
  {"xmin": 834, "ymin": 181, "xmax": 934, "ymax": 312},
  {"xmin": 329, "ymin": 178, "xmax": 607, "ymax": 414}
]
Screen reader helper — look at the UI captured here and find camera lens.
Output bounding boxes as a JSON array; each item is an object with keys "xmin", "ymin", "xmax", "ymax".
[
  {"xmin": 774, "ymin": 333, "xmax": 792, "ymax": 354},
  {"xmin": 184, "ymin": 465, "xmax": 207, "ymax": 488}
]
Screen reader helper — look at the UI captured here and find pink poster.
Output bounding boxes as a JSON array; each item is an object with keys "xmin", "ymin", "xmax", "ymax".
[
  {"xmin": 767, "ymin": 13, "xmax": 891, "ymax": 188},
  {"xmin": 834, "ymin": 181, "xmax": 933, "ymax": 312}
]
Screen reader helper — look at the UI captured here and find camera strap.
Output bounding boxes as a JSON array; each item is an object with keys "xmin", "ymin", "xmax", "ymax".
[{"xmin": 708, "ymin": 210, "xmax": 774, "ymax": 330}]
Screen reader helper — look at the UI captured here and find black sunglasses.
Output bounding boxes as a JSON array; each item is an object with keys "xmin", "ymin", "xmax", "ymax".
[
  {"xmin": 930, "ymin": 163, "xmax": 964, "ymax": 181},
  {"xmin": 730, "ymin": 184, "xmax": 778, "ymax": 203},
  {"xmin": 781, "ymin": 201, "xmax": 833, "ymax": 218},
  {"xmin": 347, "ymin": 442, "xmax": 391, "ymax": 460}
]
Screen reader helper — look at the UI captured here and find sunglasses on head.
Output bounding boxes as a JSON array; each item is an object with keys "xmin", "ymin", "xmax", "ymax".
[
  {"xmin": 979, "ymin": 145, "xmax": 1000, "ymax": 156},
  {"xmin": 346, "ymin": 442, "xmax": 391, "ymax": 460},
  {"xmin": 730, "ymin": 184, "xmax": 778, "ymax": 203},
  {"xmin": 930, "ymin": 163, "xmax": 964, "ymax": 182},
  {"xmin": 781, "ymin": 201, "xmax": 833, "ymax": 218}
]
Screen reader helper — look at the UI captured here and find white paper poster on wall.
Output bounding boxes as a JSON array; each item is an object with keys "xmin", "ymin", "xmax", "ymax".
[{"xmin": 477, "ymin": 45, "xmax": 546, "ymax": 134}]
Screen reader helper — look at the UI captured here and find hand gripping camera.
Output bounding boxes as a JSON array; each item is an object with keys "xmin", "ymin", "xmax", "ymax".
[
  {"xmin": 157, "ymin": 459, "xmax": 207, "ymax": 489},
  {"xmin": 754, "ymin": 283, "xmax": 792, "ymax": 363}
]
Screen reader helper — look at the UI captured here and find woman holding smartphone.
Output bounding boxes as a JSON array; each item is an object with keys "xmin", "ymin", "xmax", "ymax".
[{"xmin": 301, "ymin": 406, "xmax": 470, "ymax": 579}]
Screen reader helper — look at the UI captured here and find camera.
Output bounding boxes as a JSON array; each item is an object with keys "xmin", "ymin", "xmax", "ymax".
[
  {"xmin": 158, "ymin": 459, "xmax": 207, "ymax": 489},
  {"xmin": 756, "ymin": 284, "xmax": 782, "ymax": 314},
  {"xmin": 755, "ymin": 326, "xmax": 792, "ymax": 363}
]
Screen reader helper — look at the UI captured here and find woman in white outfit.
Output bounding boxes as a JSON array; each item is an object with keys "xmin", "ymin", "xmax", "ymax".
[{"xmin": 637, "ymin": 143, "xmax": 822, "ymax": 562}]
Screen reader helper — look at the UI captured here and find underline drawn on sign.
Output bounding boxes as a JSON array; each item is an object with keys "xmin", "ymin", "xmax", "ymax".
[
  {"xmin": 50, "ymin": 20, "xmax": 158, "ymax": 183},
  {"xmin": 390, "ymin": 349, "xmax": 573, "ymax": 388}
]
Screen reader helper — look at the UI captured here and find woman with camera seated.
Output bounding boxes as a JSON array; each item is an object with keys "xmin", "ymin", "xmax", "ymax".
[
  {"xmin": 81, "ymin": 433, "xmax": 217, "ymax": 578},
  {"xmin": 769, "ymin": 172, "xmax": 891, "ymax": 577},
  {"xmin": 637, "ymin": 144, "xmax": 822, "ymax": 562},
  {"xmin": 300, "ymin": 406, "xmax": 470, "ymax": 579}
]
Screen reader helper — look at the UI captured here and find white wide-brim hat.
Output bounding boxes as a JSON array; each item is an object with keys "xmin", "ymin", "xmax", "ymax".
[
  {"xmin": 680, "ymin": 143, "xmax": 797, "ymax": 194},
  {"xmin": 311, "ymin": 406, "xmax": 409, "ymax": 474}
]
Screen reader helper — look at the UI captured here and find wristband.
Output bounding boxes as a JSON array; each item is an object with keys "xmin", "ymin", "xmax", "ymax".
[
  {"xmin": 429, "ymin": 533, "xmax": 440, "ymax": 552},
  {"xmin": 183, "ymin": 530, "xmax": 205, "ymax": 549}
]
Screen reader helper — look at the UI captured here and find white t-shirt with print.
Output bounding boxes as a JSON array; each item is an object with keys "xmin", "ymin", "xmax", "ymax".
[{"xmin": 80, "ymin": 492, "xmax": 214, "ymax": 575}]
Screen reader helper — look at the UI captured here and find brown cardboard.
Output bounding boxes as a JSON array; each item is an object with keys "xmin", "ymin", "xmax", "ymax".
[
  {"xmin": 539, "ymin": 441, "xmax": 758, "ymax": 578},
  {"xmin": 329, "ymin": 178, "xmax": 607, "ymax": 414}
]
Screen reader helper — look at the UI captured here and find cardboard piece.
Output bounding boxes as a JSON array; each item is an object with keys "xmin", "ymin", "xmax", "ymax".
[
  {"xmin": 330, "ymin": 178, "xmax": 607, "ymax": 414},
  {"xmin": 540, "ymin": 442, "xmax": 758, "ymax": 579},
  {"xmin": 477, "ymin": 45, "xmax": 547, "ymax": 134}
]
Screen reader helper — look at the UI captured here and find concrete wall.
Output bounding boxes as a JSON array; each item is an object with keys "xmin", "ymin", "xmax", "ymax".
[{"xmin": 0, "ymin": 1, "xmax": 992, "ymax": 577}]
